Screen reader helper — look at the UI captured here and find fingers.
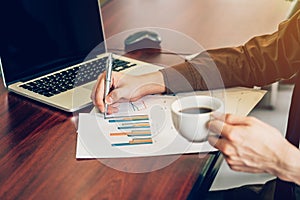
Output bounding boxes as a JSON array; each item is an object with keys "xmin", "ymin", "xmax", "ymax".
[
  {"xmin": 208, "ymin": 135, "xmax": 265, "ymax": 174},
  {"xmin": 91, "ymin": 72, "xmax": 106, "ymax": 112},
  {"xmin": 91, "ymin": 71, "xmax": 130, "ymax": 114},
  {"xmin": 208, "ymin": 113, "xmax": 252, "ymax": 141},
  {"xmin": 105, "ymin": 86, "xmax": 130, "ymax": 104},
  {"xmin": 106, "ymin": 103, "xmax": 119, "ymax": 114},
  {"xmin": 91, "ymin": 72, "xmax": 121, "ymax": 113},
  {"xmin": 212, "ymin": 113, "xmax": 251, "ymax": 125},
  {"xmin": 225, "ymin": 158, "xmax": 265, "ymax": 173},
  {"xmin": 208, "ymin": 135, "xmax": 225, "ymax": 150},
  {"xmin": 208, "ymin": 118, "xmax": 236, "ymax": 140},
  {"xmin": 208, "ymin": 113, "xmax": 275, "ymax": 174},
  {"xmin": 208, "ymin": 135, "xmax": 235, "ymax": 155},
  {"xmin": 207, "ymin": 114, "xmax": 244, "ymax": 153}
]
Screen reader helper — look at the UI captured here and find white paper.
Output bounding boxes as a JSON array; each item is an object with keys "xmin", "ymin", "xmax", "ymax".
[{"xmin": 76, "ymin": 87, "xmax": 266, "ymax": 158}]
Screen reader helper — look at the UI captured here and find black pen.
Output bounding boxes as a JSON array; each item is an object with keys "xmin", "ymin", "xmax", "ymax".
[{"xmin": 104, "ymin": 53, "xmax": 113, "ymax": 118}]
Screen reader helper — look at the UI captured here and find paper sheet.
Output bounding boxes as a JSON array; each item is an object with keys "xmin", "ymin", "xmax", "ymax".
[{"xmin": 76, "ymin": 87, "xmax": 266, "ymax": 158}]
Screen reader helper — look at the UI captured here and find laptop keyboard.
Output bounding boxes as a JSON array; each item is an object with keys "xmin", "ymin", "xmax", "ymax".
[{"xmin": 19, "ymin": 57, "xmax": 137, "ymax": 97}]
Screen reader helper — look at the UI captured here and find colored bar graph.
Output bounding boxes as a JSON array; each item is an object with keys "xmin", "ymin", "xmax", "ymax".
[
  {"xmin": 121, "ymin": 122, "xmax": 150, "ymax": 127},
  {"xmin": 107, "ymin": 114, "xmax": 153, "ymax": 147},
  {"xmin": 110, "ymin": 130, "xmax": 151, "ymax": 137},
  {"xmin": 117, "ymin": 123, "xmax": 150, "ymax": 129},
  {"xmin": 111, "ymin": 138, "xmax": 153, "ymax": 147},
  {"xmin": 111, "ymin": 142, "xmax": 152, "ymax": 147},
  {"xmin": 108, "ymin": 115, "xmax": 149, "ymax": 123}
]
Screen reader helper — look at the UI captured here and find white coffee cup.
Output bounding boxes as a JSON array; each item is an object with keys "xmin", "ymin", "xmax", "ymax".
[{"xmin": 171, "ymin": 95, "xmax": 224, "ymax": 142}]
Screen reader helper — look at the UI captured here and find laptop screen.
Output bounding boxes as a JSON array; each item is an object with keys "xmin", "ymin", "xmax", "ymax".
[{"xmin": 0, "ymin": 0, "xmax": 105, "ymax": 85}]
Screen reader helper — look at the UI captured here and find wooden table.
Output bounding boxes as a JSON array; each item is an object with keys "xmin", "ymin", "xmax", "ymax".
[
  {"xmin": 0, "ymin": 0, "xmax": 292, "ymax": 199},
  {"xmin": 0, "ymin": 72, "xmax": 221, "ymax": 200}
]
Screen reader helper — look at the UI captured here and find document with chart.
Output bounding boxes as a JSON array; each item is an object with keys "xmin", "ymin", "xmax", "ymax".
[
  {"xmin": 76, "ymin": 95, "xmax": 217, "ymax": 158},
  {"xmin": 76, "ymin": 87, "xmax": 266, "ymax": 158}
]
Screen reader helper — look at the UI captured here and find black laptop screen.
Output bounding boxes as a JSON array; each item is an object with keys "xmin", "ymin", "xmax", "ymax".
[{"xmin": 0, "ymin": 0, "xmax": 105, "ymax": 85}]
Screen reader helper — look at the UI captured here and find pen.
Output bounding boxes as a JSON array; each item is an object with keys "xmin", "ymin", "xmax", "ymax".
[{"xmin": 104, "ymin": 53, "xmax": 113, "ymax": 118}]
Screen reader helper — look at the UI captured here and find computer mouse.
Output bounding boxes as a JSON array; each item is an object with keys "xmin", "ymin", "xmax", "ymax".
[{"xmin": 124, "ymin": 30, "xmax": 161, "ymax": 52}]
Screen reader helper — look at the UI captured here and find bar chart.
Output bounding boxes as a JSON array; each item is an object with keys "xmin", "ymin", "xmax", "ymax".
[{"xmin": 107, "ymin": 114, "xmax": 153, "ymax": 147}]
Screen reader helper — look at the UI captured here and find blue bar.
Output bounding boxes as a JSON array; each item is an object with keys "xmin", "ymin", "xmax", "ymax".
[
  {"xmin": 127, "ymin": 134, "xmax": 152, "ymax": 137},
  {"xmin": 109, "ymin": 118, "xmax": 149, "ymax": 123},
  {"xmin": 111, "ymin": 142, "xmax": 153, "ymax": 147},
  {"xmin": 118, "ymin": 126, "xmax": 150, "ymax": 129}
]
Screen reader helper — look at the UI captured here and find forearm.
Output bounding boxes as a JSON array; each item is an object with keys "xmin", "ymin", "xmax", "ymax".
[
  {"xmin": 275, "ymin": 141, "xmax": 300, "ymax": 185},
  {"xmin": 139, "ymin": 71, "xmax": 166, "ymax": 95}
]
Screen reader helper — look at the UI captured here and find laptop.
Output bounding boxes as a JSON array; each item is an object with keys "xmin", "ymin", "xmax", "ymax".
[{"xmin": 0, "ymin": 0, "xmax": 162, "ymax": 112}]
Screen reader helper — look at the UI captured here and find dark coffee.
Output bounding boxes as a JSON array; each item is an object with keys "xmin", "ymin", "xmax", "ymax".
[{"xmin": 179, "ymin": 107, "xmax": 213, "ymax": 114}]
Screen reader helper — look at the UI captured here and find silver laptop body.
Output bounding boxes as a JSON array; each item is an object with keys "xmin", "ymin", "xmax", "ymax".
[{"xmin": 0, "ymin": 0, "xmax": 162, "ymax": 112}]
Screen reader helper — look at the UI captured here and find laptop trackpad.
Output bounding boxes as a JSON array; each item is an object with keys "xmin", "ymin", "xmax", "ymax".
[{"xmin": 83, "ymin": 82, "xmax": 95, "ymax": 91}]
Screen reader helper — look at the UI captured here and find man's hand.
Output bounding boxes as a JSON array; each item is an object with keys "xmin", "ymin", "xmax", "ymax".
[{"xmin": 207, "ymin": 113, "xmax": 300, "ymax": 185}]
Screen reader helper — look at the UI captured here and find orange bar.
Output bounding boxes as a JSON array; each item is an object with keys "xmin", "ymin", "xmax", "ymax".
[
  {"xmin": 110, "ymin": 132, "xmax": 129, "ymax": 136},
  {"xmin": 122, "ymin": 116, "xmax": 149, "ymax": 120},
  {"xmin": 130, "ymin": 139, "xmax": 153, "ymax": 144},
  {"xmin": 129, "ymin": 131, "xmax": 151, "ymax": 135},
  {"xmin": 110, "ymin": 130, "xmax": 151, "ymax": 136},
  {"xmin": 130, "ymin": 123, "xmax": 150, "ymax": 127}
]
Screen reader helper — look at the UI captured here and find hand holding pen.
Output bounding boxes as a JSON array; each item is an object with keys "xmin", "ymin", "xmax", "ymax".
[{"xmin": 91, "ymin": 55, "xmax": 165, "ymax": 114}]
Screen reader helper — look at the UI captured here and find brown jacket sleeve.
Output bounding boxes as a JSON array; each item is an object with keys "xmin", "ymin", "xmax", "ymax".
[{"xmin": 160, "ymin": 10, "xmax": 300, "ymax": 94}]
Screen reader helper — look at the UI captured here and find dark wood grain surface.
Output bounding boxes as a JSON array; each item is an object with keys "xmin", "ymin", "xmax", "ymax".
[{"xmin": 0, "ymin": 0, "xmax": 292, "ymax": 199}]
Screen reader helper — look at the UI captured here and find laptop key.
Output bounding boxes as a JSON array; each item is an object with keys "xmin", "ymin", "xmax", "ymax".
[{"xmin": 19, "ymin": 56, "xmax": 137, "ymax": 97}]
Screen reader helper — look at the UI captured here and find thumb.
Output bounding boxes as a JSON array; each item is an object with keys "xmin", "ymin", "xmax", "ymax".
[
  {"xmin": 105, "ymin": 88, "xmax": 124, "ymax": 104},
  {"xmin": 105, "ymin": 95, "xmax": 114, "ymax": 105}
]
